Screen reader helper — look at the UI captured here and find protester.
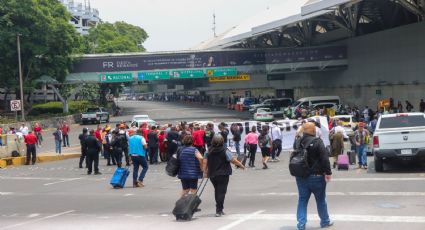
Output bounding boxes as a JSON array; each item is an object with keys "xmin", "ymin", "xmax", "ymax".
[
  {"xmin": 230, "ymin": 123, "xmax": 243, "ymax": 156},
  {"xmin": 166, "ymin": 127, "xmax": 179, "ymax": 161},
  {"xmin": 293, "ymin": 122, "xmax": 333, "ymax": 230},
  {"xmin": 192, "ymin": 125, "xmax": 205, "ymax": 155},
  {"xmin": 330, "ymin": 131, "xmax": 344, "ymax": 168},
  {"xmin": 158, "ymin": 129, "xmax": 167, "ymax": 162},
  {"xmin": 270, "ymin": 121, "xmax": 282, "ymax": 161},
  {"xmin": 78, "ymin": 128, "xmax": 88, "ymax": 168},
  {"xmin": 33, "ymin": 122, "xmax": 43, "ymax": 147},
  {"xmin": 118, "ymin": 124, "xmax": 130, "ymax": 166},
  {"xmin": 177, "ymin": 135, "xmax": 204, "ymax": 196},
  {"xmin": 245, "ymin": 126, "xmax": 259, "ymax": 168},
  {"xmin": 203, "ymin": 135, "xmax": 245, "ymax": 217},
  {"xmin": 19, "ymin": 123, "xmax": 29, "ymax": 136},
  {"xmin": 85, "ymin": 129, "xmax": 102, "ymax": 175},
  {"xmin": 129, "ymin": 129, "xmax": 148, "ymax": 188},
  {"xmin": 405, "ymin": 100, "xmax": 414, "ymax": 112},
  {"xmin": 61, "ymin": 121, "xmax": 70, "ymax": 147},
  {"xmin": 103, "ymin": 126, "xmax": 114, "ymax": 166},
  {"xmin": 420, "ymin": 99, "xmax": 425, "ymax": 113},
  {"xmin": 147, "ymin": 126, "xmax": 159, "ymax": 164},
  {"xmin": 204, "ymin": 123, "xmax": 215, "ymax": 150},
  {"xmin": 354, "ymin": 122, "xmax": 369, "ymax": 169},
  {"xmin": 111, "ymin": 129, "xmax": 125, "ymax": 168},
  {"xmin": 258, "ymin": 126, "xmax": 272, "ymax": 169},
  {"xmin": 52, "ymin": 127, "xmax": 62, "ymax": 154},
  {"xmin": 218, "ymin": 123, "xmax": 229, "ymax": 149},
  {"xmin": 24, "ymin": 130, "xmax": 38, "ymax": 165}
]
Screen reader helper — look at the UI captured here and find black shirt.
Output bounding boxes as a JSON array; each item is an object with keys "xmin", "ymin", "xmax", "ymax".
[
  {"xmin": 220, "ymin": 128, "xmax": 229, "ymax": 143},
  {"xmin": 85, "ymin": 135, "xmax": 101, "ymax": 154},
  {"xmin": 147, "ymin": 131, "xmax": 158, "ymax": 147},
  {"xmin": 166, "ymin": 131, "xmax": 179, "ymax": 144},
  {"xmin": 295, "ymin": 134, "xmax": 332, "ymax": 176},
  {"xmin": 207, "ymin": 147, "xmax": 232, "ymax": 178}
]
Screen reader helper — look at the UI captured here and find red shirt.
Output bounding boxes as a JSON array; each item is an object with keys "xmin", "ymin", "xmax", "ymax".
[
  {"xmin": 34, "ymin": 126, "xmax": 42, "ymax": 133},
  {"xmin": 95, "ymin": 129, "xmax": 102, "ymax": 142},
  {"xmin": 142, "ymin": 128, "xmax": 149, "ymax": 140},
  {"xmin": 61, "ymin": 125, "xmax": 70, "ymax": 135},
  {"xmin": 25, "ymin": 134, "xmax": 38, "ymax": 145},
  {"xmin": 192, "ymin": 130, "xmax": 205, "ymax": 147}
]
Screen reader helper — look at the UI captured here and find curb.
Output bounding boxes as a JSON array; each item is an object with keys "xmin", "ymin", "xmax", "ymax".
[{"xmin": 0, "ymin": 153, "xmax": 80, "ymax": 168}]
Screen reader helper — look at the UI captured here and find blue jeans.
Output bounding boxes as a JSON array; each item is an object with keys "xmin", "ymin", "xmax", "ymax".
[
  {"xmin": 131, "ymin": 155, "xmax": 148, "ymax": 184},
  {"xmin": 296, "ymin": 175, "xmax": 331, "ymax": 229},
  {"xmin": 234, "ymin": 141, "xmax": 241, "ymax": 156},
  {"xmin": 357, "ymin": 144, "xmax": 367, "ymax": 166},
  {"xmin": 55, "ymin": 140, "xmax": 62, "ymax": 154}
]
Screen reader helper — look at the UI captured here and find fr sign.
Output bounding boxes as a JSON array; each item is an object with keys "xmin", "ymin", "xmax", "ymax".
[{"xmin": 10, "ymin": 100, "xmax": 22, "ymax": 111}]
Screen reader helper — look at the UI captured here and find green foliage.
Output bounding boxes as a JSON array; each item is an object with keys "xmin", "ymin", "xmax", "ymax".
[
  {"xmin": 79, "ymin": 84, "xmax": 100, "ymax": 101},
  {"xmin": 81, "ymin": 21, "xmax": 148, "ymax": 53},
  {"xmin": 30, "ymin": 100, "xmax": 91, "ymax": 115},
  {"xmin": 0, "ymin": 0, "xmax": 80, "ymax": 90}
]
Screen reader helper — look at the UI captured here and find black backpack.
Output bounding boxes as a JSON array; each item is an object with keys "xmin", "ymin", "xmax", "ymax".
[{"xmin": 289, "ymin": 137, "xmax": 317, "ymax": 177}]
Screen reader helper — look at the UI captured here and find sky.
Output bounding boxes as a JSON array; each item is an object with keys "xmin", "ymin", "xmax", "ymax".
[{"xmin": 88, "ymin": 0, "xmax": 285, "ymax": 52}]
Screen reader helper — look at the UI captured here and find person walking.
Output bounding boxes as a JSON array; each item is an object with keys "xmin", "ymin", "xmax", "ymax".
[
  {"xmin": 293, "ymin": 122, "xmax": 333, "ymax": 230},
  {"xmin": 166, "ymin": 127, "xmax": 179, "ymax": 161},
  {"xmin": 78, "ymin": 128, "xmax": 88, "ymax": 168},
  {"xmin": 24, "ymin": 130, "xmax": 38, "ymax": 165},
  {"xmin": 245, "ymin": 126, "xmax": 259, "ymax": 168},
  {"xmin": 203, "ymin": 135, "xmax": 245, "ymax": 217},
  {"xmin": 204, "ymin": 123, "xmax": 215, "ymax": 150},
  {"xmin": 85, "ymin": 129, "xmax": 102, "ymax": 175},
  {"xmin": 192, "ymin": 125, "xmax": 206, "ymax": 155},
  {"xmin": 406, "ymin": 100, "xmax": 414, "ymax": 112},
  {"xmin": 111, "ymin": 130, "xmax": 126, "ymax": 168},
  {"xmin": 420, "ymin": 99, "xmax": 425, "ymax": 113},
  {"xmin": 33, "ymin": 122, "xmax": 43, "ymax": 147},
  {"xmin": 258, "ymin": 126, "xmax": 272, "ymax": 169},
  {"xmin": 118, "ymin": 124, "xmax": 130, "ymax": 166},
  {"xmin": 158, "ymin": 129, "xmax": 167, "ymax": 162},
  {"xmin": 218, "ymin": 123, "xmax": 229, "ymax": 149},
  {"xmin": 177, "ymin": 135, "xmax": 204, "ymax": 196},
  {"xmin": 52, "ymin": 127, "xmax": 62, "ymax": 154},
  {"xmin": 61, "ymin": 122, "xmax": 70, "ymax": 147},
  {"xmin": 129, "ymin": 129, "xmax": 148, "ymax": 188},
  {"xmin": 230, "ymin": 123, "xmax": 243, "ymax": 156},
  {"xmin": 270, "ymin": 121, "xmax": 282, "ymax": 161},
  {"xmin": 147, "ymin": 126, "xmax": 159, "ymax": 164},
  {"xmin": 354, "ymin": 122, "xmax": 369, "ymax": 169},
  {"xmin": 330, "ymin": 131, "xmax": 344, "ymax": 168},
  {"xmin": 103, "ymin": 127, "xmax": 114, "ymax": 166}
]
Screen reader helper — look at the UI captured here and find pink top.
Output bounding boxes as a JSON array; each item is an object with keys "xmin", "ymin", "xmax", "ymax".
[{"xmin": 245, "ymin": 132, "xmax": 259, "ymax": 144}]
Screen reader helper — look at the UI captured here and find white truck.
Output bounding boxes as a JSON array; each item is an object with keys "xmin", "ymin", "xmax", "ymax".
[
  {"xmin": 372, "ymin": 113, "xmax": 425, "ymax": 172},
  {"xmin": 81, "ymin": 107, "xmax": 110, "ymax": 124}
]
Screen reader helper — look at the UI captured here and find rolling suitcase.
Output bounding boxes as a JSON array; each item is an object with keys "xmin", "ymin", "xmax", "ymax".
[
  {"xmin": 110, "ymin": 167, "xmax": 130, "ymax": 189},
  {"xmin": 337, "ymin": 154, "xmax": 349, "ymax": 170},
  {"xmin": 348, "ymin": 151, "xmax": 356, "ymax": 165},
  {"xmin": 172, "ymin": 178, "xmax": 209, "ymax": 221}
]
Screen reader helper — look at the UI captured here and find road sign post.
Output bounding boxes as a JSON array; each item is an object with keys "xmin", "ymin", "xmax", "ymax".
[{"xmin": 10, "ymin": 100, "xmax": 21, "ymax": 122}]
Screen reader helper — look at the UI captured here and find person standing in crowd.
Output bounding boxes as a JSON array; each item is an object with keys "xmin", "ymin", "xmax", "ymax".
[
  {"xmin": 147, "ymin": 126, "xmax": 159, "ymax": 164},
  {"xmin": 178, "ymin": 135, "xmax": 204, "ymax": 196},
  {"xmin": 397, "ymin": 101, "xmax": 403, "ymax": 112},
  {"xmin": 330, "ymin": 130, "xmax": 344, "ymax": 168},
  {"xmin": 129, "ymin": 129, "xmax": 148, "ymax": 188},
  {"xmin": 406, "ymin": 100, "xmax": 414, "ymax": 112},
  {"xmin": 245, "ymin": 126, "xmax": 259, "ymax": 168},
  {"xmin": 270, "ymin": 121, "xmax": 282, "ymax": 162},
  {"xmin": 95, "ymin": 125, "xmax": 104, "ymax": 157},
  {"xmin": 204, "ymin": 123, "xmax": 215, "ymax": 150},
  {"xmin": 20, "ymin": 123, "xmax": 29, "ymax": 136},
  {"xmin": 293, "ymin": 122, "xmax": 333, "ymax": 230},
  {"xmin": 78, "ymin": 128, "xmax": 88, "ymax": 168},
  {"xmin": 118, "ymin": 124, "xmax": 130, "ymax": 166},
  {"xmin": 192, "ymin": 125, "xmax": 205, "ymax": 155},
  {"xmin": 203, "ymin": 135, "xmax": 245, "ymax": 217},
  {"xmin": 33, "ymin": 122, "xmax": 42, "ymax": 147},
  {"xmin": 354, "ymin": 122, "xmax": 369, "ymax": 169},
  {"xmin": 285, "ymin": 105, "xmax": 293, "ymax": 119},
  {"xmin": 24, "ymin": 130, "xmax": 38, "ymax": 165},
  {"xmin": 85, "ymin": 129, "xmax": 102, "ymax": 175},
  {"xmin": 258, "ymin": 126, "xmax": 272, "ymax": 169},
  {"xmin": 363, "ymin": 106, "xmax": 370, "ymax": 123},
  {"xmin": 218, "ymin": 123, "xmax": 229, "ymax": 149},
  {"xmin": 103, "ymin": 127, "xmax": 114, "ymax": 166},
  {"xmin": 61, "ymin": 121, "xmax": 70, "ymax": 147},
  {"xmin": 166, "ymin": 127, "xmax": 179, "ymax": 161},
  {"xmin": 230, "ymin": 123, "xmax": 243, "ymax": 156},
  {"xmin": 420, "ymin": 99, "xmax": 425, "ymax": 113},
  {"xmin": 111, "ymin": 130, "xmax": 125, "ymax": 168},
  {"xmin": 158, "ymin": 129, "xmax": 167, "ymax": 162},
  {"xmin": 369, "ymin": 115, "xmax": 378, "ymax": 134},
  {"xmin": 52, "ymin": 127, "xmax": 62, "ymax": 154}
]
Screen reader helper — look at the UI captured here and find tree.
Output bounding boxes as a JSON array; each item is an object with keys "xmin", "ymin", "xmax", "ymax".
[
  {"xmin": 0, "ymin": 0, "xmax": 81, "ymax": 110},
  {"xmin": 81, "ymin": 21, "xmax": 148, "ymax": 54}
]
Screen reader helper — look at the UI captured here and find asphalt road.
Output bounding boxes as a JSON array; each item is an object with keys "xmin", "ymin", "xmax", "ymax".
[{"xmin": 1, "ymin": 101, "xmax": 425, "ymax": 230}]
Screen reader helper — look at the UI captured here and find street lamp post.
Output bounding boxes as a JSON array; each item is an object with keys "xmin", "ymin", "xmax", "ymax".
[{"xmin": 17, "ymin": 34, "xmax": 25, "ymax": 121}]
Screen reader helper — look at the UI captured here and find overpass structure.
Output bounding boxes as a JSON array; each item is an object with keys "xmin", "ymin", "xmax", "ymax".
[{"xmin": 66, "ymin": 0, "xmax": 425, "ymax": 107}]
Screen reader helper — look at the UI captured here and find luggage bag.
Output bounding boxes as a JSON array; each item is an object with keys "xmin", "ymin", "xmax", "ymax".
[
  {"xmin": 110, "ymin": 167, "xmax": 130, "ymax": 188},
  {"xmin": 172, "ymin": 178, "xmax": 209, "ymax": 221},
  {"xmin": 337, "ymin": 154, "xmax": 349, "ymax": 170},
  {"xmin": 348, "ymin": 151, "xmax": 356, "ymax": 165}
]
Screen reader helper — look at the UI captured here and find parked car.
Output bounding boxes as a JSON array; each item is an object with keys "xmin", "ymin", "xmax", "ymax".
[
  {"xmin": 372, "ymin": 113, "xmax": 425, "ymax": 172},
  {"xmin": 249, "ymin": 98, "xmax": 293, "ymax": 117},
  {"xmin": 81, "ymin": 107, "xmax": 110, "ymax": 124},
  {"xmin": 253, "ymin": 108, "xmax": 274, "ymax": 122},
  {"xmin": 130, "ymin": 115, "xmax": 156, "ymax": 129}
]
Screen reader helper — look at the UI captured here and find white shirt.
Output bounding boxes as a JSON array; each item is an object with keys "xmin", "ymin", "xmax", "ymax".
[
  {"xmin": 315, "ymin": 127, "xmax": 322, "ymax": 139},
  {"xmin": 20, "ymin": 126, "xmax": 29, "ymax": 135},
  {"xmin": 270, "ymin": 125, "xmax": 282, "ymax": 141}
]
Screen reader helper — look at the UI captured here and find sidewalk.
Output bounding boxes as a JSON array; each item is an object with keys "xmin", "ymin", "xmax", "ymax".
[{"xmin": 0, "ymin": 145, "xmax": 81, "ymax": 168}]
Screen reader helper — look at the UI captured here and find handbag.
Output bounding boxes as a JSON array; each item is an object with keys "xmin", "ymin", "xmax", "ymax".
[{"xmin": 165, "ymin": 147, "xmax": 183, "ymax": 177}]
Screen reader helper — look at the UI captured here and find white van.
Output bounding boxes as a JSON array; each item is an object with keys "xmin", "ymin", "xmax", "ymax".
[{"xmin": 292, "ymin": 96, "xmax": 341, "ymax": 111}]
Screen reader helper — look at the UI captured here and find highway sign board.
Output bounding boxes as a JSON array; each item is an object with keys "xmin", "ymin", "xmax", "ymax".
[
  {"xmin": 207, "ymin": 67, "xmax": 237, "ymax": 77},
  {"xmin": 172, "ymin": 69, "xmax": 205, "ymax": 79},
  {"xmin": 138, "ymin": 71, "xmax": 170, "ymax": 81},
  {"xmin": 10, "ymin": 100, "xmax": 21, "ymax": 111},
  {"xmin": 100, "ymin": 73, "xmax": 133, "ymax": 83},
  {"xmin": 209, "ymin": 74, "xmax": 250, "ymax": 82}
]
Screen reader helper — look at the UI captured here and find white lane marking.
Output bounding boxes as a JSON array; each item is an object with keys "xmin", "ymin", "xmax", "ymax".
[
  {"xmin": 332, "ymin": 178, "xmax": 425, "ymax": 182},
  {"xmin": 0, "ymin": 192, "xmax": 14, "ymax": 196},
  {"xmin": 123, "ymin": 193, "xmax": 134, "ymax": 197},
  {"xmin": 253, "ymin": 192, "xmax": 425, "ymax": 197},
  {"xmin": 218, "ymin": 210, "xmax": 265, "ymax": 230},
  {"xmin": 43, "ymin": 178, "xmax": 81, "ymax": 186},
  {"xmin": 27, "ymin": 214, "xmax": 40, "ymax": 218},
  {"xmin": 224, "ymin": 214, "xmax": 425, "ymax": 223},
  {"xmin": 0, "ymin": 210, "xmax": 75, "ymax": 230},
  {"xmin": 0, "ymin": 176, "xmax": 76, "ymax": 181}
]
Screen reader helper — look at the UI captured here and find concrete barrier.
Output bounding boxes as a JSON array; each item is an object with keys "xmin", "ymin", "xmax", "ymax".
[{"xmin": 0, "ymin": 153, "xmax": 80, "ymax": 168}]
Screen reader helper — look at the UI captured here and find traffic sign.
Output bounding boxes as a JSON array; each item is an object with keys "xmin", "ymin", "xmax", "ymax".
[
  {"xmin": 100, "ymin": 73, "xmax": 133, "ymax": 83},
  {"xmin": 172, "ymin": 69, "xmax": 205, "ymax": 79},
  {"xmin": 10, "ymin": 100, "xmax": 21, "ymax": 111},
  {"xmin": 209, "ymin": 74, "xmax": 250, "ymax": 82},
  {"xmin": 138, "ymin": 71, "xmax": 170, "ymax": 81},
  {"xmin": 207, "ymin": 67, "xmax": 237, "ymax": 77}
]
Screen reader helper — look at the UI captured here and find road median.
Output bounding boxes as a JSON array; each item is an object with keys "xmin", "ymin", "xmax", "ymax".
[{"xmin": 0, "ymin": 152, "xmax": 80, "ymax": 168}]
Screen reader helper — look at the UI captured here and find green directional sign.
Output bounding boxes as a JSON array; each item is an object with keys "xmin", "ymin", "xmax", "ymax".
[
  {"xmin": 207, "ymin": 67, "xmax": 238, "ymax": 77},
  {"xmin": 172, "ymin": 69, "xmax": 205, "ymax": 79},
  {"xmin": 100, "ymin": 73, "xmax": 133, "ymax": 83},
  {"xmin": 138, "ymin": 71, "xmax": 170, "ymax": 81}
]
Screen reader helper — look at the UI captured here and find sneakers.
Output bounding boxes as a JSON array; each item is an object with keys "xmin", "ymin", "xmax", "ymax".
[
  {"xmin": 94, "ymin": 172, "xmax": 102, "ymax": 175},
  {"xmin": 275, "ymin": 157, "xmax": 280, "ymax": 161},
  {"xmin": 262, "ymin": 162, "xmax": 268, "ymax": 169},
  {"xmin": 215, "ymin": 211, "xmax": 225, "ymax": 217},
  {"xmin": 321, "ymin": 221, "xmax": 334, "ymax": 228}
]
